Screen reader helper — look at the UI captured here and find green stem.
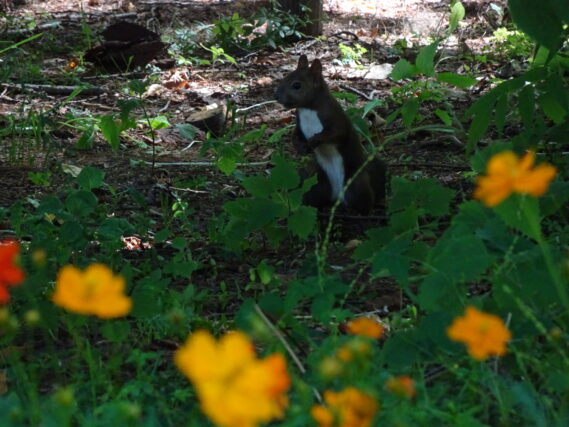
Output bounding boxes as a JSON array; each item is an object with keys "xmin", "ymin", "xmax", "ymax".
[
  {"xmin": 67, "ymin": 318, "xmax": 97, "ymax": 405},
  {"xmin": 522, "ymin": 203, "xmax": 569, "ymax": 316}
]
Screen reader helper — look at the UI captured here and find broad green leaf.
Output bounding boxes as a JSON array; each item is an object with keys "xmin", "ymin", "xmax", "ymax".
[
  {"xmin": 287, "ymin": 205, "xmax": 316, "ymax": 239},
  {"xmin": 370, "ymin": 236, "xmax": 412, "ymax": 284},
  {"xmin": 99, "ymin": 114, "xmax": 121, "ymax": 150},
  {"xmin": 427, "ymin": 227, "xmax": 495, "ymax": 281},
  {"xmin": 434, "ymin": 109, "xmax": 452, "ymax": 126},
  {"xmin": 242, "ymin": 175, "xmax": 273, "ymax": 198},
  {"xmin": 540, "ymin": 182, "xmax": 569, "ymax": 216},
  {"xmin": 538, "ymin": 93, "xmax": 567, "ymax": 124},
  {"xmin": 389, "ymin": 58, "xmax": 415, "ymax": 81},
  {"xmin": 217, "ymin": 156, "xmax": 236, "ymax": 175},
  {"xmin": 418, "ymin": 273, "xmax": 457, "ymax": 311},
  {"xmin": 437, "ymin": 72, "xmax": 476, "ymax": 88},
  {"xmin": 352, "ymin": 227, "xmax": 394, "ymax": 260},
  {"xmin": 176, "ymin": 123, "xmax": 198, "ymax": 140},
  {"xmin": 467, "ymin": 99, "xmax": 494, "ymax": 152},
  {"xmin": 518, "ymin": 85, "xmax": 535, "ymax": 127},
  {"xmin": 148, "ymin": 115, "xmax": 170, "ymax": 130},
  {"xmin": 77, "ymin": 167, "xmax": 105, "ymax": 191},
  {"xmin": 270, "ymin": 155, "xmax": 300, "ymax": 190},
  {"xmin": 415, "ymin": 42, "xmax": 438, "ymax": 77},
  {"xmin": 509, "ymin": 0, "xmax": 564, "ymax": 51},
  {"xmin": 400, "ymin": 98, "xmax": 419, "ymax": 128},
  {"xmin": 389, "ymin": 177, "xmax": 455, "ymax": 217},
  {"xmin": 65, "ymin": 190, "xmax": 98, "ymax": 217},
  {"xmin": 97, "ymin": 218, "xmax": 134, "ymax": 241},
  {"xmin": 494, "ymin": 94, "xmax": 508, "ymax": 135},
  {"xmin": 493, "ymin": 194, "xmax": 540, "ymax": 240},
  {"xmin": 449, "ymin": 1, "xmax": 466, "ymax": 33}
]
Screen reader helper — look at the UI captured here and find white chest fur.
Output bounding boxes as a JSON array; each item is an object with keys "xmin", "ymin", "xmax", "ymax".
[
  {"xmin": 315, "ymin": 144, "xmax": 345, "ymax": 202},
  {"xmin": 298, "ymin": 108, "xmax": 323, "ymax": 139}
]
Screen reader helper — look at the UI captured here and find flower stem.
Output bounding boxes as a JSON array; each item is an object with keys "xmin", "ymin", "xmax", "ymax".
[{"xmin": 523, "ymin": 203, "xmax": 569, "ymax": 316}]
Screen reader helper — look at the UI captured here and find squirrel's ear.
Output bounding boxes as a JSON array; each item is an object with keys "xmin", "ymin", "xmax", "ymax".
[
  {"xmin": 310, "ymin": 59, "xmax": 322, "ymax": 76},
  {"xmin": 297, "ymin": 55, "xmax": 309, "ymax": 69}
]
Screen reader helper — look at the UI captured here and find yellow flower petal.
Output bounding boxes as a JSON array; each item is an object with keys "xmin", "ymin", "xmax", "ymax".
[
  {"xmin": 174, "ymin": 330, "xmax": 290, "ymax": 427},
  {"xmin": 474, "ymin": 150, "xmax": 556, "ymax": 207},
  {"xmin": 447, "ymin": 306, "xmax": 511, "ymax": 361},
  {"xmin": 52, "ymin": 264, "xmax": 132, "ymax": 318}
]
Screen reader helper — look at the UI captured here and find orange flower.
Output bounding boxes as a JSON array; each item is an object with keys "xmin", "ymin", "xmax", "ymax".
[
  {"xmin": 52, "ymin": 264, "xmax": 132, "ymax": 318},
  {"xmin": 474, "ymin": 150, "xmax": 556, "ymax": 207},
  {"xmin": 447, "ymin": 306, "xmax": 511, "ymax": 360},
  {"xmin": 0, "ymin": 239, "xmax": 25, "ymax": 304},
  {"xmin": 311, "ymin": 387, "xmax": 378, "ymax": 427},
  {"xmin": 175, "ymin": 330, "xmax": 290, "ymax": 427},
  {"xmin": 345, "ymin": 317, "xmax": 384, "ymax": 339},
  {"xmin": 385, "ymin": 376, "xmax": 416, "ymax": 399}
]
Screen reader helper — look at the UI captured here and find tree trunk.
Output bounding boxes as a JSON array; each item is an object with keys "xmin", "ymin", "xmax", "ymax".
[{"xmin": 278, "ymin": 0, "xmax": 323, "ymax": 37}]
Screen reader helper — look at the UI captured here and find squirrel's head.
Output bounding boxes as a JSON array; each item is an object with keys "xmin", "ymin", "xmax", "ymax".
[{"xmin": 275, "ymin": 55, "xmax": 325, "ymax": 109}]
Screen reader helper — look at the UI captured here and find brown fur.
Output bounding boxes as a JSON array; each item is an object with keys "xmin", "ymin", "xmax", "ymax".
[{"xmin": 275, "ymin": 55, "xmax": 386, "ymax": 214}]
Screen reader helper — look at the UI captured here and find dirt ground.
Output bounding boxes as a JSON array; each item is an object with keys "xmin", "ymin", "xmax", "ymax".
[{"xmin": 0, "ymin": 0, "xmax": 509, "ymax": 312}]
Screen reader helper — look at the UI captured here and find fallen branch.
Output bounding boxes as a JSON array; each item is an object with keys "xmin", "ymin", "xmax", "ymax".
[{"xmin": 1, "ymin": 83, "xmax": 105, "ymax": 96}]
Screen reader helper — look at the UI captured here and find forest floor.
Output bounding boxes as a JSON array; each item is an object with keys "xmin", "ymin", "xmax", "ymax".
[{"xmin": 0, "ymin": 0, "xmax": 512, "ymax": 314}]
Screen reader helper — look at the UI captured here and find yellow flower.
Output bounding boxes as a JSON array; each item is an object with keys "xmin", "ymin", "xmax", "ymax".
[
  {"xmin": 345, "ymin": 317, "xmax": 384, "ymax": 339},
  {"xmin": 474, "ymin": 150, "xmax": 556, "ymax": 207},
  {"xmin": 52, "ymin": 264, "xmax": 132, "ymax": 318},
  {"xmin": 174, "ymin": 330, "xmax": 290, "ymax": 427},
  {"xmin": 385, "ymin": 376, "xmax": 416, "ymax": 399},
  {"xmin": 447, "ymin": 306, "xmax": 511, "ymax": 360},
  {"xmin": 311, "ymin": 387, "xmax": 378, "ymax": 427}
]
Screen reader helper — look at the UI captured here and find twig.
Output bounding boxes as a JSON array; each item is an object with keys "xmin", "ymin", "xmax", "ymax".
[
  {"xmin": 236, "ymin": 100, "xmax": 277, "ymax": 113},
  {"xmin": 389, "ymin": 161, "xmax": 469, "ymax": 170},
  {"xmin": 1, "ymin": 83, "xmax": 105, "ymax": 96},
  {"xmin": 139, "ymin": 161, "xmax": 270, "ymax": 167},
  {"xmin": 339, "ymin": 84, "xmax": 373, "ymax": 101},
  {"xmin": 254, "ymin": 304, "xmax": 323, "ymax": 404},
  {"xmin": 169, "ymin": 186, "xmax": 208, "ymax": 194},
  {"xmin": 158, "ymin": 100, "xmax": 171, "ymax": 113},
  {"xmin": 140, "ymin": 0, "xmax": 233, "ymax": 5}
]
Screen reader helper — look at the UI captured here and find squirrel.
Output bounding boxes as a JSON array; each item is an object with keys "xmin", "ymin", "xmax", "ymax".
[{"xmin": 274, "ymin": 55, "xmax": 386, "ymax": 214}]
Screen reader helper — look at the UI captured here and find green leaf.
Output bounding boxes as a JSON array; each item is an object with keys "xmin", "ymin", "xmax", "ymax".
[
  {"xmin": 76, "ymin": 128, "xmax": 94, "ymax": 149},
  {"xmin": 400, "ymin": 98, "xmax": 419, "ymax": 128},
  {"xmin": 97, "ymin": 218, "xmax": 134, "ymax": 241},
  {"xmin": 99, "ymin": 115, "xmax": 121, "ymax": 150},
  {"xmin": 538, "ymin": 93, "xmax": 567, "ymax": 124},
  {"xmin": 390, "ymin": 58, "xmax": 415, "ymax": 81},
  {"xmin": 217, "ymin": 156, "xmax": 237, "ymax": 175},
  {"xmin": 415, "ymin": 42, "xmax": 438, "ymax": 77},
  {"xmin": 467, "ymin": 99, "xmax": 494, "ymax": 152},
  {"xmin": 434, "ymin": 109, "xmax": 452, "ymax": 126},
  {"xmin": 417, "ymin": 273, "xmax": 457, "ymax": 311},
  {"xmin": 493, "ymin": 194, "xmax": 540, "ymax": 240},
  {"xmin": 352, "ymin": 227, "xmax": 394, "ymax": 260},
  {"xmin": 176, "ymin": 123, "xmax": 198, "ymax": 140},
  {"xmin": 311, "ymin": 293, "xmax": 335, "ymax": 323},
  {"xmin": 148, "ymin": 115, "xmax": 170, "ymax": 130},
  {"xmin": 427, "ymin": 227, "xmax": 495, "ymax": 281},
  {"xmin": 389, "ymin": 177, "xmax": 455, "ymax": 217},
  {"xmin": 494, "ymin": 94, "xmax": 508, "ymax": 135},
  {"xmin": 270, "ymin": 155, "xmax": 300, "ymax": 190},
  {"xmin": 65, "ymin": 190, "xmax": 98, "ymax": 217},
  {"xmin": 287, "ymin": 205, "xmax": 316, "ymax": 239},
  {"xmin": 437, "ymin": 72, "xmax": 476, "ymax": 88},
  {"xmin": 382, "ymin": 332, "xmax": 421, "ymax": 369},
  {"xmin": 509, "ymin": 0, "xmax": 564, "ymax": 51},
  {"xmin": 370, "ymin": 236, "xmax": 412, "ymax": 284},
  {"xmin": 449, "ymin": 1, "xmax": 466, "ymax": 33},
  {"xmin": 540, "ymin": 182, "xmax": 569, "ymax": 216},
  {"xmin": 242, "ymin": 176, "xmax": 273, "ymax": 198},
  {"xmin": 77, "ymin": 167, "xmax": 105, "ymax": 191},
  {"xmin": 101, "ymin": 321, "xmax": 131, "ymax": 342},
  {"xmin": 518, "ymin": 85, "xmax": 535, "ymax": 128}
]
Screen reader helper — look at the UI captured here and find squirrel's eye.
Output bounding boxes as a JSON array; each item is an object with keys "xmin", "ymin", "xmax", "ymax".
[{"xmin": 292, "ymin": 81, "xmax": 302, "ymax": 90}]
